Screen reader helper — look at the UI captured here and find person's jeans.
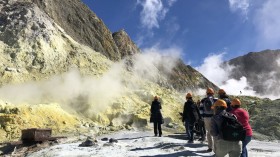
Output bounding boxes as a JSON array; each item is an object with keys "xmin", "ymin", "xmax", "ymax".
[
  {"xmin": 184, "ymin": 119, "xmax": 194, "ymax": 141},
  {"xmin": 153, "ymin": 122, "xmax": 162, "ymax": 136},
  {"xmin": 241, "ymin": 136, "xmax": 252, "ymax": 157}
]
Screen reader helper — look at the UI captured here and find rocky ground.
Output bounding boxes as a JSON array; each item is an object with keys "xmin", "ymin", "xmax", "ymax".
[{"xmin": 3, "ymin": 129, "xmax": 279, "ymax": 157}]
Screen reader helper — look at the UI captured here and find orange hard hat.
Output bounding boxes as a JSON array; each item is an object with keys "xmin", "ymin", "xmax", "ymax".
[
  {"xmin": 206, "ymin": 88, "xmax": 214, "ymax": 94},
  {"xmin": 186, "ymin": 93, "xmax": 192, "ymax": 98},
  {"xmin": 231, "ymin": 98, "xmax": 241, "ymax": 106},
  {"xmin": 211, "ymin": 99, "xmax": 227, "ymax": 109},
  {"xmin": 218, "ymin": 89, "xmax": 226, "ymax": 95}
]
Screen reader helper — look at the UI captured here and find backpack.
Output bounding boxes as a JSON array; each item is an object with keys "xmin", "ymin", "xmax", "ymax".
[
  {"xmin": 221, "ymin": 113, "xmax": 246, "ymax": 141},
  {"xmin": 203, "ymin": 97, "xmax": 215, "ymax": 112}
]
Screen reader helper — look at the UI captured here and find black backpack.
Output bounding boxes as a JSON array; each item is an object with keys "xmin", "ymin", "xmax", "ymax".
[{"xmin": 221, "ymin": 113, "xmax": 246, "ymax": 141}]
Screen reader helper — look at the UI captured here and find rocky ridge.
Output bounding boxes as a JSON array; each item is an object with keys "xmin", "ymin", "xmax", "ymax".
[
  {"xmin": 0, "ymin": 0, "xmax": 217, "ymax": 143},
  {"xmin": 228, "ymin": 49, "xmax": 280, "ymax": 97}
]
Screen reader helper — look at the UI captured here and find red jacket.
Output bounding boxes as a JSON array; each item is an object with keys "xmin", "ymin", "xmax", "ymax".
[{"xmin": 230, "ymin": 108, "xmax": 253, "ymax": 136}]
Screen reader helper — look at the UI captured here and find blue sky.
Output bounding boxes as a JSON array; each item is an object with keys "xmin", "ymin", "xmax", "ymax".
[{"xmin": 82, "ymin": 0, "xmax": 280, "ymax": 66}]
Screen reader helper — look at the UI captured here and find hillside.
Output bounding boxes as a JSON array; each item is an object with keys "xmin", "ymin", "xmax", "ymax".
[
  {"xmin": 0, "ymin": 0, "xmax": 218, "ymax": 143},
  {"xmin": 228, "ymin": 50, "xmax": 280, "ymax": 97}
]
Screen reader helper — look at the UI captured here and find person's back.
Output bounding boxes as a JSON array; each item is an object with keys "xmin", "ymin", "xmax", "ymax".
[
  {"xmin": 229, "ymin": 98, "xmax": 252, "ymax": 157},
  {"xmin": 184, "ymin": 100, "xmax": 199, "ymax": 123},
  {"xmin": 200, "ymin": 88, "xmax": 217, "ymax": 152},
  {"xmin": 218, "ymin": 89, "xmax": 232, "ymax": 112},
  {"xmin": 150, "ymin": 96, "xmax": 163, "ymax": 137},
  {"xmin": 210, "ymin": 99, "xmax": 241, "ymax": 157}
]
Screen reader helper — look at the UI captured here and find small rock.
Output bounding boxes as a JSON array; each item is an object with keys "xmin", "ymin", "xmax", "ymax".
[
  {"xmin": 101, "ymin": 137, "xmax": 108, "ymax": 141},
  {"xmin": 79, "ymin": 136, "xmax": 97, "ymax": 147},
  {"xmin": 109, "ymin": 138, "xmax": 118, "ymax": 143}
]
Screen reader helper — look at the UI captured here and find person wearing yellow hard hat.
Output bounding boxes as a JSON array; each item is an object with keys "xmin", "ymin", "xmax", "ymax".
[
  {"xmin": 218, "ymin": 89, "xmax": 232, "ymax": 112},
  {"xmin": 229, "ymin": 98, "xmax": 253, "ymax": 157},
  {"xmin": 182, "ymin": 92, "xmax": 200, "ymax": 143},
  {"xmin": 200, "ymin": 87, "xmax": 217, "ymax": 152},
  {"xmin": 210, "ymin": 99, "xmax": 242, "ymax": 157},
  {"xmin": 150, "ymin": 95, "xmax": 163, "ymax": 137}
]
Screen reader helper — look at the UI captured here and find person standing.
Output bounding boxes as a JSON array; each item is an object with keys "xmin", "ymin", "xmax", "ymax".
[
  {"xmin": 229, "ymin": 98, "xmax": 253, "ymax": 157},
  {"xmin": 182, "ymin": 93, "xmax": 200, "ymax": 143},
  {"xmin": 218, "ymin": 89, "xmax": 232, "ymax": 112},
  {"xmin": 150, "ymin": 96, "xmax": 163, "ymax": 137},
  {"xmin": 197, "ymin": 99, "xmax": 206, "ymax": 141},
  {"xmin": 210, "ymin": 99, "xmax": 242, "ymax": 157},
  {"xmin": 201, "ymin": 88, "xmax": 217, "ymax": 152}
]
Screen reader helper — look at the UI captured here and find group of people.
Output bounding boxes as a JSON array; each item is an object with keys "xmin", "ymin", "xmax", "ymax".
[{"xmin": 150, "ymin": 88, "xmax": 253, "ymax": 157}]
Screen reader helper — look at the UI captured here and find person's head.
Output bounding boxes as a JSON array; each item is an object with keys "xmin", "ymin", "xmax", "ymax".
[
  {"xmin": 206, "ymin": 88, "xmax": 214, "ymax": 96},
  {"xmin": 154, "ymin": 95, "xmax": 159, "ymax": 101},
  {"xmin": 211, "ymin": 99, "xmax": 227, "ymax": 112},
  {"xmin": 231, "ymin": 98, "xmax": 241, "ymax": 108},
  {"xmin": 218, "ymin": 89, "xmax": 226, "ymax": 96},
  {"xmin": 186, "ymin": 93, "xmax": 192, "ymax": 100}
]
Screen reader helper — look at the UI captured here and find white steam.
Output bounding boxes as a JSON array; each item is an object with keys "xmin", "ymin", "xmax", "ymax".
[
  {"xmin": 195, "ymin": 53, "xmax": 233, "ymax": 86},
  {"xmin": 0, "ymin": 64, "xmax": 124, "ymax": 115},
  {"xmin": 196, "ymin": 53, "xmax": 280, "ymax": 99},
  {"xmin": 195, "ymin": 53, "xmax": 257, "ymax": 97},
  {"xmin": 0, "ymin": 46, "xmax": 181, "ymax": 117}
]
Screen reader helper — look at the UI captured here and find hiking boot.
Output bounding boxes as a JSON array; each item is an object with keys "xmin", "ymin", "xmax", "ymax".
[{"xmin": 206, "ymin": 148, "xmax": 212, "ymax": 152}]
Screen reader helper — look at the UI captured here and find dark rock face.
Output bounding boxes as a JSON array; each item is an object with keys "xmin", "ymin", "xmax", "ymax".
[
  {"xmin": 113, "ymin": 29, "xmax": 141, "ymax": 59},
  {"xmin": 0, "ymin": 2, "xmax": 30, "ymax": 46},
  {"xmin": 168, "ymin": 59, "xmax": 218, "ymax": 92},
  {"xmin": 31, "ymin": 0, "xmax": 121, "ymax": 61},
  {"xmin": 228, "ymin": 49, "xmax": 280, "ymax": 95}
]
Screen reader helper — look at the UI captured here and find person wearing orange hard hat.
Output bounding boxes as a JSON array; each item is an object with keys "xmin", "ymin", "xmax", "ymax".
[
  {"xmin": 150, "ymin": 95, "xmax": 163, "ymax": 137},
  {"xmin": 182, "ymin": 92, "xmax": 200, "ymax": 143},
  {"xmin": 218, "ymin": 89, "xmax": 232, "ymax": 112},
  {"xmin": 200, "ymin": 87, "xmax": 217, "ymax": 152},
  {"xmin": 210, "ymin": 99, "xmax": 242, "ymax": 157},
  {"xmin": 229, "ymin": 98, "xmax": 253, "ymax": 157}
]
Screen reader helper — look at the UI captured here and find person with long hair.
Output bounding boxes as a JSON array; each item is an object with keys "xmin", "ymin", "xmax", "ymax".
[
  {"xmin": 229, "ymin": 98, "xmax": 253, "ymax": 157},
  {"xmin": 150, "ymin": 96, "xmax": 163, "ymax": 137}
]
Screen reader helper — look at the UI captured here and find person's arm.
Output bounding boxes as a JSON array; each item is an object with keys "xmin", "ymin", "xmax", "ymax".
[{"xmin": 182, "ymin": 103, "xmax": 187, "ymax": 122}]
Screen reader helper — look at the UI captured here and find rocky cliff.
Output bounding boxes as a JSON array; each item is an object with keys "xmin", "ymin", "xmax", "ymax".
[
  {"xmin": 228, "ymin": 50, "xmax": 280, "ymax": 97},
  {"xmin": 0, "ymin": 0, "xmax": 217, "ymax": 142}
]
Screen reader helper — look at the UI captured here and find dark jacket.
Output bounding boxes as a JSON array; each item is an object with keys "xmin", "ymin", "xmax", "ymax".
[
  {"xmin": 219, "ymin": 95, "xmax": 232, "ymax": 112},
  {"xmin": 210, "ymin": 109, "xmax": 226, "ymax": 139},
  {"xmin": 183, "ymin": 99, "xmax": 200, "ymax": 124},
  {"xmin": 150, "ymin": 100, "xmax": 163, "ymax": 123}
]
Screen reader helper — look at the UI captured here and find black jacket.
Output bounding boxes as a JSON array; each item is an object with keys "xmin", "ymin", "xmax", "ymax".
[
  {"xmin": 219, "ymin": 95, "xmax": 232, "ymax": 112},
  {"xmin": 183, "ymin": 99, "xmax": 200, "ymax": 123},
  {"xmin": 150, "ymin": 100, "xmax": 163, "ymax": 123}
]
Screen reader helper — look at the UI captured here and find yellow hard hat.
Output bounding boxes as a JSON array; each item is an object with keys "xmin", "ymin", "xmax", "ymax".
[
  {"xmin": 206, "ymin": 88, "xmax": 214, "ymax": 94},
  {"xmin": 231, "ymin": 98, "xmax": 241, "ymax": 106},
  {"xmin": 218, "ymin": 89, "xmax": 226, "ymax": 95},
  {"xmin": 186, "ymin": 93, "xmax": 192, "ymax": 98},
  {"xmin": 211, "ymin": 99, "xmax": 227, "ymax": 109}
]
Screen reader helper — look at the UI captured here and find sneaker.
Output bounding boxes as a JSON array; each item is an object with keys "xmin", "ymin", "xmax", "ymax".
[
  {"xmin": 187, "ymin": 140, "xmax": 194, "ymax": 143},
  {"xmin": 206, "ymin": 148, "xmax": 212, "ymax": 152}
]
